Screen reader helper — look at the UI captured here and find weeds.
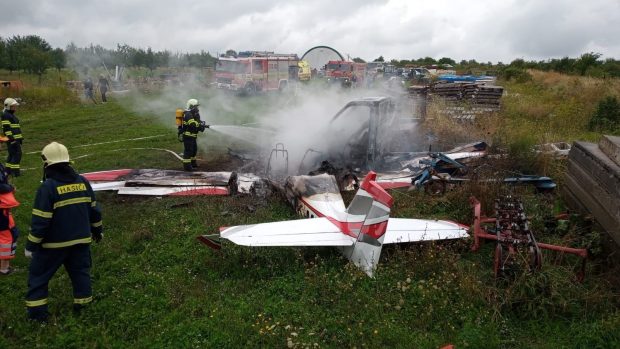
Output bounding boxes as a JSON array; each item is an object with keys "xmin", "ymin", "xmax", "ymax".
[{"xmin": 0, "ymin": 72, "xmax": 618, "ymax": 348}]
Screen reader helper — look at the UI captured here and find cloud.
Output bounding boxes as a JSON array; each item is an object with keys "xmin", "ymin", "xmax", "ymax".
[{"xmin": 2, "ymin": 0, "xmax": 620, "ymax": 62}]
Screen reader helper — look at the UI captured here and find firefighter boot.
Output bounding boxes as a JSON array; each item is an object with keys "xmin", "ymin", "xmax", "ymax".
[
  {"xmin": 73, "ymin": 303, "xmax": 87, "ymax": 315},
  {"xmin": 191, "ymin": 160, "xmax": 198, "ymax": 169},
  {"xmin": 27, "ymin": 307, "xmax": 49, "ymax": 323}
]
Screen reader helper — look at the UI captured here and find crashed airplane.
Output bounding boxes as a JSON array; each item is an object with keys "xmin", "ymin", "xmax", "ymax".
[
  {"xmin": 83, "ymin": 96, "xmax": 553, "ymax": 196},
  {"xmin": 198, "ymin": 172, "xmax": 469, "ymax": 277}
]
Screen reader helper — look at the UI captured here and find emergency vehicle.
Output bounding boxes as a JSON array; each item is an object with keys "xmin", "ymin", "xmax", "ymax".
[
  {"xmin": 324, "ymin": 61, "xmax": 366, "ymax": 87},
  {"xmin": 214, "ymin": 52, "xmax": 301, "ymax": 93}
]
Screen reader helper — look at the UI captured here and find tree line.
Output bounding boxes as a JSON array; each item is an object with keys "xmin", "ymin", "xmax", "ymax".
[
  {"xmin": 1, "ymin": 35, "xmax": 620, "ymax": 82},
  {"xmin": 0, "ymin": 35, "xmax": 219, "ymax": 82},
  {"xmin": 378, "ymin": 53, "xmax": 620, "ymax": 78}
]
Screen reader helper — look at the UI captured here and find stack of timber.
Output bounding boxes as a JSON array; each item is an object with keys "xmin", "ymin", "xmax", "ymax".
[
  {"xmin": 563, "ymin": 135, "xmax": 620, "ymax": 246},
  {"xmin": 427, "ymin": 82, "xmax": 504, "ymax": 106},
  {"xmin": 407, "ymin": 82, "xmax": 504, "ymax": 120}
]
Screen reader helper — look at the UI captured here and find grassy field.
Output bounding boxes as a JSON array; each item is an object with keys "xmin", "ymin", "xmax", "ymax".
[{"xmin": 0, "ymin": 72, "xmax": 619, "ymax": 348}]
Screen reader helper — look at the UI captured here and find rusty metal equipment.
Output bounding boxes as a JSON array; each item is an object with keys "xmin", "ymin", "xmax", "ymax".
[{"xmin": 470, "ymin": 196, "xmax": 588, "ymax": 281}]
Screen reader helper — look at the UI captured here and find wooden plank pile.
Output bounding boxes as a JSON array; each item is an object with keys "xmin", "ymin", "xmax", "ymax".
[
  {"xmin": 406, "ymin": 82, "xmax": 504, "ymax": 120},
  {"xmin": 471, "ymin": 85, "xmax": 504, "ymax": 106},
  {"xmin": 563, "ymin": 135, "xmax": 620, "ymax": 246},
  {"xmin": 427, "ymin": 82, "xmax": 504, "ymax": 106}
]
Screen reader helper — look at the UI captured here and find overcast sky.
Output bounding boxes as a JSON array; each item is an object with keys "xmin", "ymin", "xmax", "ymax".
[{"xmin": 3, "ymin": 0, "xmax": 620, "ymax": 63}]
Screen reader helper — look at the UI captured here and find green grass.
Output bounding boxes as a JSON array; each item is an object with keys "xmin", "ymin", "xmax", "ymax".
[{"xmin": 0, "ymin": 74, "xmax": 619, "ymax": 348}]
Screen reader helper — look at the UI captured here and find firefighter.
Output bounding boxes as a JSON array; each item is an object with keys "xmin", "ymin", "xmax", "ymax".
[
  {"xmin": 180, "ymin": 98, "xmax": 208, "ymax": 171},
  {"xmin": 24, "ymin": 142, "xmax": 103, "ymax": 322},
  {"xmin": 2, "ymin": 98, "xmax": 23, "ymax": 177}
]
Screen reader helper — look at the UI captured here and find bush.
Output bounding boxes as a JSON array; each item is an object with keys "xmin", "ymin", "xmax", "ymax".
[
  {"xmin": 499, "ymin": 67, "xmax": 532, "ymax": 83},
  {"xmin": 19, "ymin": 85, "xmax": 78, "ymax": 109},
  {"xmin": 588, "ymin": 96, "xmax": 620, "ymax": 133}
]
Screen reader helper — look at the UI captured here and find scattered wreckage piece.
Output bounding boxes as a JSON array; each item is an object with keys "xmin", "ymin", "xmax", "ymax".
[
  {"xmin": 563, "ymin": 137, "xmax": 620, "ymax": 246},
  {"xmin": 237, "ymin": 173, "xmax": 272, "ymax": 196},
  {"xmin": 198, "ymin": 172, "xmax": 469, "ymax": 277},
  {"xmin": 397, "ymin": 141, "xmax": 488, "ymax": 170},
  {"xmin": 378, "ymin": 154, "xmax": 556, "ymax": 194},
  {"xmin": 533, "ymin": 142, "xmax": 571, "ymax": 158},
  {"xmin": 82, "ymin": 169, "xmax": 237, "ymax": 196},
  {"xmin": 410, "ymin": 174, "xmax": 557, "ymax": 195},
  {"xmin": 470, "ymin": 196, "xmax": 588, "ymax": 281},
  {"xmin": 303, "ymin": 140, "xmax": 555, "ymax": 193}
]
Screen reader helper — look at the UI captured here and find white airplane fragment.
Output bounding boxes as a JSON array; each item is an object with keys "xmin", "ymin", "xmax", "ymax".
[
  {"xmin": 198, "ymin": 171, "xmax": 469, "ymax": 277},
  {"xmin": 82, "ymin": 169, "xmax": 236, "ymax": 196}
]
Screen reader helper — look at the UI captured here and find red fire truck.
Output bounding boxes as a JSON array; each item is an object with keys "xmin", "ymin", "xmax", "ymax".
[
  {"xmin": 214, "ymin": 52, "xmax": 300, "ymax": 93},
  {"xmin": 324, "ymin": 61, "xmax": 366, "ymax": 87}
]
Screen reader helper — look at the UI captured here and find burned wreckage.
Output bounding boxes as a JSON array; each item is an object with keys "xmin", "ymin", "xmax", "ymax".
[
  {"xmin": 82, "ymin": 96, "xmax": 560, "ymax": 276},
  {"xmin": 84, "ymin": 96, "xmax": 554, "ymax": 196}
]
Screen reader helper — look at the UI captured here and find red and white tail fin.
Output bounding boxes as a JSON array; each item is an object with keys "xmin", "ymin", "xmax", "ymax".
[{"xmin": 343, "ymin": 172, "xmax": 393, "ymax": 277}]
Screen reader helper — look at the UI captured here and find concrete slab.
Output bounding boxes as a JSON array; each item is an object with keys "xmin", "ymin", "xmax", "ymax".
[
  {"xmin": 599, "ymin": 135, "xmax": 620, "ymax": 167},
  {"xmin": 566, "ymin": 159, "xmax": 620, "ymax": 219},
  {"xmin": 564, "ymin": 174, "xmax": 620, "ymax": 246},
  {"xmin": 569, "ymin": 142, "xmax": 620, "ymax": 198}
]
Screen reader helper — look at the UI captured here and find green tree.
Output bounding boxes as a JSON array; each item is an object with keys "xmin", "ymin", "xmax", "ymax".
[
  {"xmin": 574, "ymin": 52, "xmax": 601, "ymax": 76},
  {"xmin": 373, "ymin": 56, "xmax": 384, "ymax": 62},
  {"xmin": 0, "ymin": 37, "xmax": 6, "ymax": 69},
  {"xmin": 352, "ymin": 57, "xmax": 366, "ymax": 63},
  {"xmin": 438, "ymin": 57, "xmax": 456, "ymax": 66},
  {"xmin": 421, "ymin": 56, "xmax": 436, "ymax": 65},
  {"xmin": 7, "ymin": 35, "xmax": 53, "ymax": 83},
  {"xmin": 549, "ymin": 57, "xmax": 574, "ymax": 74},
  {"xmin": 225, "ymin": 49, "xmax": 237, "ymax": 57},
  {"xmin": 602, "ymin": 58, "xmax": 620, "ymax": 78},
  {"xmin": 510, "ymin": 58, "xmax": 525, "ymax": 68},
  {"xmin": 132, "ymin": 48, "xmax": 147, "ymax": 68},
  {"xmin": 145, "ymin": 47, "xmax": 156, "ymax": 73},
  {"xmin": 589, "ymin": 96, "xmax": 620, "ymax": 132},
  {"xmin": 50, "ymin": 48, "xmax": 66, "ymax": 72}
]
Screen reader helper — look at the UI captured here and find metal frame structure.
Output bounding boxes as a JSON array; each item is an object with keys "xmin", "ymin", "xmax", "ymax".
[{"xmin": 469, "ymin": 196, "xmax": 588, "ymax": 281}]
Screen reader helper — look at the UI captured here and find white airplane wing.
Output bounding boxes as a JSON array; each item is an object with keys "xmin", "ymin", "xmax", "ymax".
[
  {"xmin": 383, "ymin": 218, "xmax": 469, "ymax": 244},
  {"xmin": 116, "ymin": 186, "xmax": 230, "ymax": 196},
  {"xmin": 220, "ymin": 218, "xmax": 356, "ymax": 247},
  {"xmin": 91, "ymin": 181, "xmax": 126, "ymax": 191}
]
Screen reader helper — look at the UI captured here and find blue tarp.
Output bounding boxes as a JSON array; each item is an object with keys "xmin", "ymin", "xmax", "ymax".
[{"xmin": 437, "ymin": 74, "xmax": 494, "ymax": 83}]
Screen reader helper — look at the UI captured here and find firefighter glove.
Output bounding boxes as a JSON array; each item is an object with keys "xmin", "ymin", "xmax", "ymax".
[{"xmin": 25, "ymin": 249, "xmax": 33, "ymax": 258}]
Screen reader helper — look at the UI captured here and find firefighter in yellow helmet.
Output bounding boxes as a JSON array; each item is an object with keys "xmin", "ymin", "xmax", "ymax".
[
  {"xmin": 25, "ymin": 142, "xmax": 103, "ymax": 322},
  {"xmin": 179, "ymin": 99, "xmax": 209, "ymax": 171},
  {"xmin": 2, "ymin": 98, "xmax": 23, "ymax": 176}
]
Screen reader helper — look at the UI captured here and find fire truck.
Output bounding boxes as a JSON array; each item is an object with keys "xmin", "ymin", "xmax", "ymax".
[
  {"xmin": 324, "ymin": 61, "xmax": 366, "ymax": 87},
  {"xmin": 214, "ymin": 52, "xmax": 301, "ymax": 93}
]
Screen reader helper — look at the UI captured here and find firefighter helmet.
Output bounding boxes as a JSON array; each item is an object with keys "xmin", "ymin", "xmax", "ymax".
[
  {"xmin": 3, "ymin": 98, "xmax": 19, "ymax": 110},
  {"xmin": 41, "ymin": 142, "xmax": 71, "ymax": 166},
  {"xmin": 186, "ymin": 98, "xmax": 200, "ymax": 110}
]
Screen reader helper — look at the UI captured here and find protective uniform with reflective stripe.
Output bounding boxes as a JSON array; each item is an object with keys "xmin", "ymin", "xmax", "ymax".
[
  {"xmin": 26, "ymin": 164, "xmax": 102, "ymax": 320},
  {"xmin": 27, "ymin": 175, "xmax": 102, "ymax": 250},
  {"xmin": 1, "ymin": 110, "xmax": 23, "ymax": 175},
  {"xmin": 182, "ymin": 110, "xmax": 201, "ymax": 138},
  {"xmin": 1, "ymin": 110, "xmax": 23, "ymax": 142},
  {"xmin": 181, "ymin": 109, "xmax": 204, "ymax": 170}
]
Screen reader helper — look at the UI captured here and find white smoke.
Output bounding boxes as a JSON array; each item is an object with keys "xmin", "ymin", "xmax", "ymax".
[{"xmin": 116, "ymin": 73, "xmax": 419, "ymax": 175}]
